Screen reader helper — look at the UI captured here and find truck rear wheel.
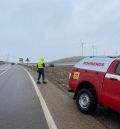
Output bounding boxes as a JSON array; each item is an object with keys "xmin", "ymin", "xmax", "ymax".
[{"xmin": 76, "ymin": 89, "xmax": 97, "ymax": 114}]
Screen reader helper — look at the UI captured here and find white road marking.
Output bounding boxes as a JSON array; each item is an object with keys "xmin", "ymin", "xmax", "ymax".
[
  {"xmin": 0, "ymin": 65, "xmax": 9, "ymax": 70},
  {"xmin": 0, "ymin": 67, "xmax": 8, "ymax": 70},
  {"xmin": 22, "ymin": 67, "xmax": 58, "ymax": 129},
  {"xmin": 0, "ymin": 65, "xmax": 11, "ymax": 77}
]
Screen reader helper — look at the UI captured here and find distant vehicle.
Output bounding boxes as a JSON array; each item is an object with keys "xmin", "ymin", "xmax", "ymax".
[
  {"xmin": 11, "ymin": 62, "xmax": 15, "ymax": 65},
  {"xmin": 49, "ymin": 63, "xmax": 54, "ymax": 67},
  {"xmin": 69, "ymin": 57, "xmax": 120, "ymax": 114}
]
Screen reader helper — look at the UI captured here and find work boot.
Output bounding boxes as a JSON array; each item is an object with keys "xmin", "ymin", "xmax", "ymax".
[
  {"xmin": 43, "ymin": 81, "xmax": 47, "ymax": 84},
  {"xmin": 37, "ymin": 81, "xmax": 41, "ymax": 84}
]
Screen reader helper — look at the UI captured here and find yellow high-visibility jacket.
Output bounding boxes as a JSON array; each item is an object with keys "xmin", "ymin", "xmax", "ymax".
[{"xmin": 37, "ymin": 58, "xmax": 45, "ymax": 69}]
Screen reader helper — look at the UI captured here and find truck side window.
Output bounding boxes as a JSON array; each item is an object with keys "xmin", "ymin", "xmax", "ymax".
[{"xmin": 115, "ymin": 63, "xmax": 120, "ymax": 74}]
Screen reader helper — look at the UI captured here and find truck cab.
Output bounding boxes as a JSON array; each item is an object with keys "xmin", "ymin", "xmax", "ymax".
[{"xmin": 68, "ymin": 57, "xmax": 120, "ymax": 114}]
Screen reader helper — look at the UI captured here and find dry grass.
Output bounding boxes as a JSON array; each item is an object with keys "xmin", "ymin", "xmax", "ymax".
[{"xmin": 45, "ymin": 66, "xmax": 72, "ymax": 88}]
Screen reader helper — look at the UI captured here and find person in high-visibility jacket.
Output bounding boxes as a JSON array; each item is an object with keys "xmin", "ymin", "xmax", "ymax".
[{"xmin": 37, "ymin": 58, "xmax": 46, "ymax": 84}]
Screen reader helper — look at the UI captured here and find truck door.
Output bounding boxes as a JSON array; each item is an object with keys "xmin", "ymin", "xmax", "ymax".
[{"xmin": 101, "ymin": 61, "xmax": 120, "ymax": 112}]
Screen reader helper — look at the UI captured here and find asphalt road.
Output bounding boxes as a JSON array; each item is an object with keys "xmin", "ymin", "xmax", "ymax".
[
  {"xmin": 0, "ymin": 64, "xmax": 11, "ymax": 74},
  {"xmin": 0, "ymin": 65, "xmax": 49, "ymax": 129}
]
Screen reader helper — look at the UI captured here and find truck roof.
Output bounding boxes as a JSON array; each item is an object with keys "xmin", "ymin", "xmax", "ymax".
[{"xmin": 74, "ymin": 57, "xmax": 120, "ymax": 72}]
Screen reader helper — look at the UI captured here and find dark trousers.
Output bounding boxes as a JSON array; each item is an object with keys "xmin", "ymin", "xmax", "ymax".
[{"xmin": 37, "ymin": 68, "xmax": 45, "ymax": 82}]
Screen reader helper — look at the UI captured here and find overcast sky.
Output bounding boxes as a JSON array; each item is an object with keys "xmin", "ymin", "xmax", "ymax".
[{"xmin": 0, "ymin": 0, "xmax": 120, "ymax": 62}]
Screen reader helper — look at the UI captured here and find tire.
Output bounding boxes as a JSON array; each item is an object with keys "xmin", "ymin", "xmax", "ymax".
[{"xmin": 76, "ymin": 89, "xmax": 97, "ymax": 114}]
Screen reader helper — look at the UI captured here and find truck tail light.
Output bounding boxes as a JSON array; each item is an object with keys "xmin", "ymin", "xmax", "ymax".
[
  {"xmin": 69, "ymin": 67, "xmax": 74, "ymax": 79},
  {"xmin": 69, "ymin": 73, "xmax": 72, "ymax": 79}
]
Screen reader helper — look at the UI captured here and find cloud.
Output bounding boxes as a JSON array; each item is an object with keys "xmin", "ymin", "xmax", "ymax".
[{"xmin": 0, "ymin": 0, "xmax": 120, "ymax": 61}]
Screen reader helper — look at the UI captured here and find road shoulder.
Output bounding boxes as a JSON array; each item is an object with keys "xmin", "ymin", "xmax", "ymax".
[{"xmin": 26, "ymin": 67, "xmax": 107, "ymax": 129}]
